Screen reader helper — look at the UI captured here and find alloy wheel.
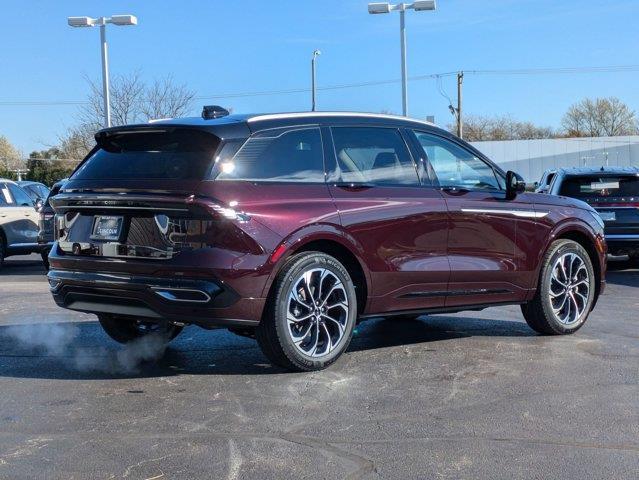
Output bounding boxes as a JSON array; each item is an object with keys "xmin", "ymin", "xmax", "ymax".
[
  {"xmin": 286, "ymin": 268, "xmax": 349, "ymax": 358},
  {"xmin": 549, "ymin": 252, "xmax": 590, "ymax": 325}
]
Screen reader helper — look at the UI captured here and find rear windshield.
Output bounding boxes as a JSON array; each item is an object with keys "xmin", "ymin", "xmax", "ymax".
[
  {"xmin": 72, "ymin": 129, "xmax": 220, "ymax": 180},
  {"xmin": 559, "ymin": 175, "xmax": 639, "ymax": 198}
]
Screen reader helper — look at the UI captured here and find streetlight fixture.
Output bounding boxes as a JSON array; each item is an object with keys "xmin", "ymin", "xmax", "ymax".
[
  {"xmin": 368, "ymin": 1, "xmax": 436, "ymax": 116},
  {"xmin": 67, "ymin": 14, "xmax": 138, "ymax": 128},
  {"xmin": 311, "ymin": 50, "xmax": 321, "ymax": 111}
]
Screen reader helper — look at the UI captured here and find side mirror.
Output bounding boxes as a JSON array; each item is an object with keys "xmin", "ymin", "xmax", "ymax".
[
  {"xmin": 35, "ymin": 199, "xmax": 44, "ymax": 210},
  {"xmin": 506, "ymin": 171, "xmax": 526, "ymax": 199}
]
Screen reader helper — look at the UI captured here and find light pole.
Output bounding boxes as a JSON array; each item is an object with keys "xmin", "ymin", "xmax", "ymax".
[
  {"xmin": 311, "ymin": 50, "xmax": 321, "ymax": 111},
  {"xmin": 368, "ymin": 1, "xmax": 436, "ymax": 116},
  {"xmin": 67, "ymin": 14, "xmax": 138, "ymax": 128}
]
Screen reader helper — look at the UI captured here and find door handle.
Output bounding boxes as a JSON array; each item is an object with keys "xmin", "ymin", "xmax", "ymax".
[
  {"xmin": 333, "ymin": 182, "xmax": 376, "ymax": 190},
  {"xmin": 440, "ymin": 186, "xmax": 470, "ymax": 195}
]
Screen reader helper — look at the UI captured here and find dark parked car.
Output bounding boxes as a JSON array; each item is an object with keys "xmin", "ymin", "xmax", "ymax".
[
  {"xmin": 48, "ymin": 109, "xmax": 606, "ymax": 371},
  {"xmin": 535, "ymin": 168, "xmax": 557, "ymax": 193},
  {"xmin": 38, "ymin": 179, "xmax": 67, "ymax": 269},
  {"xmin": 548, "ymin": 166, "xmax": 639, "ymax": 259},
  {"xmin": 16, "ymin": 181, "xmax": 50, "ymax": 205}
]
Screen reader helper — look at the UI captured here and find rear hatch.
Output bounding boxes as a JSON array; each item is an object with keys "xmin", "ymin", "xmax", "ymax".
[
  {"xmin": 559, "ymin": 174, "xmax": 639, "ymax": 236},
  {"xmin": 51, "ymin": 127, "xmax": 237, "ymax": 263}
]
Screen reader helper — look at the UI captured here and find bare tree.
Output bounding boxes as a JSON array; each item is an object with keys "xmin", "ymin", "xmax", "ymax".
[
  {"xmin": 60, "ymin": 73, "xmax": 197, "ymax": 161},
  {"xmin": 561, "ymin": 97, "xmax": 638, "ymax": 137},
  {"xmin": 141, "ymin": 76, "xmax": 195, "ymax": 120},
  {"xmin": 450, "ymin": 115, "xmax": 555, "ymax": 141},
  {"xmin": 79, "ymin": 72, "xmax": 195, "ymax": 128},
  {"xmin": 79, "ymin": 72, "xmax": 146, "ymax": 128},
  {"xmin": 57, "ymin": 124, "xmax": 96, "ymax": 161},
  {"xmin": 0, "ymin": 135, "xmax": 24, "ymax": 171}
]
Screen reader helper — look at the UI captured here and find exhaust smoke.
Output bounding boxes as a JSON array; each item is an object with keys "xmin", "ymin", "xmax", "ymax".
[{"xmin": 3, "ymin": 322, "xmax": 168, "ymax": 374}]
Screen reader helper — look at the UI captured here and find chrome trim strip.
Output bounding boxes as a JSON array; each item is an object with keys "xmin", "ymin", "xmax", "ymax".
[
  {"xmin": 150, "ymin": 287, "xmax": 211, "ymax": 304},
  {"xmin": 8, "ymin": 242, "xmax": 39, "ymax": 249},
  {"xmin": 461, "ymin": 208, "xmax": 548, "ymax": 219},
  {"xmin": 247, "ymin": 111, "xmax": 435, "ymax": 126},
  {"xmin": 399, "ymin": 288, "xmax": 511, "ymax": 299},
  {"xmin": 55, "ymin": 206, "xmax": 189, "ymax": 212},
  {"xmin": 605, "ymin": 234, "xmax": 639, "ymax": 240}
]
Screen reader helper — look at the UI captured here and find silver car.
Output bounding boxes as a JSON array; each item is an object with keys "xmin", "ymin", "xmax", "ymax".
[{"xmin": 0, "ymin": 179, "xmax": 40, "ymax": 268}]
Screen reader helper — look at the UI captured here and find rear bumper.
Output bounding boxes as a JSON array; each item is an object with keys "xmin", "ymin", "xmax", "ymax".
[
  {"xmin": 605, "ymin": 234, "xmax": 639, "ymax": 256},
  {"xmin": 38, "ymin": 241, "xmax": 54, "ymax": 253},
  {"xmin": 48, "ymin": 269, "xmax": 263, "ymax": 328}
]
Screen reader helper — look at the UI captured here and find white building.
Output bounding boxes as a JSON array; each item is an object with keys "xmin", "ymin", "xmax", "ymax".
[{"xmin": 471, "ymin": 136, "xmax": 639, "ymax": 183}]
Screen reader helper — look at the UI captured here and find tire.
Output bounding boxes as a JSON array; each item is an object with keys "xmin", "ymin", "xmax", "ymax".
[
  {"xmin": 0, "ymin": 235, "xmax": 5, "ymax": 271},
  {"xmin": 256, "ymin": 251, "xmax": 358, "ymax": 371},
  {"xmin": 97, "ymin": 314, "xmax": 183, "ymax": 344},
  {"xmin": 41, "ymin": 251, "xmax": 50, "ymax": 271},
  {"xmin": 521, "ymin": 239, "xmax": 596, "ymax": 335}
]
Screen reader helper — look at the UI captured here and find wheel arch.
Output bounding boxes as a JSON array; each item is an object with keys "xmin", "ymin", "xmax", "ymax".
[
  {"xmin": 542, "ymin": 221, "xmax": 604, "ymax": 307},
  {"xmin": 261, "ymin": 227, "xmax": 371, "ymax": 315},
  {"xmin": 553, "ymin": 229, "xmax": 603, "ymax": 306}
]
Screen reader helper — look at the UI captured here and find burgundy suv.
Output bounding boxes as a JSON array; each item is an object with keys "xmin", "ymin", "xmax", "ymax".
[{"xmin": 48, "ymin": 109, "xmax": 606, "ymax": 371}]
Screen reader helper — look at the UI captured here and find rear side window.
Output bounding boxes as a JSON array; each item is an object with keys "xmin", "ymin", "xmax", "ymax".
[
  {"xmin": 7, "ymin": 184, "xmax": 33, "ymax": 206},
  {"xmin": 0, "ymin": 183, "xmax": 11, "ymax": 206},
  {"xmin": 72, "ymin": 129, "xmax": 220, "ymax": 180},
  {"xmin": 330, "ymin": 127, "xmax": 418, "ymax": 185},
  {"xmin": 559, "ymin": 175, "xmax": 639, "ymax": 198},
  {"xmin": 22, "ymin": 185, "xmax": 41, "ymax": 201},
  {"xmin": 215, "ymin": 127, "xmax": 325, "ymax": 182}
]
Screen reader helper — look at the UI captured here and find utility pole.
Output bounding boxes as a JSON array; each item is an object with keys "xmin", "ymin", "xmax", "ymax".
[
  {"xmin": 99, "ymin": 19, "xmax": 112, "ymax": 128},
  {"xmin": 399, "ymin": 5, "xmax": 408, "ymax": 116},
  {"xmin": 311, "ymin": 50, "xmax": 321, "ymax": 111},
  {"xmin": 456, "ymin": 71, "xmax": 463, "ymax": 139},
  {"xmin": 368, "ymin": 1, "xmax": 437, "ymax": 116},
  {"xmin": 68, "ymin": 14, "xmax": 138, "ymax": 128}
]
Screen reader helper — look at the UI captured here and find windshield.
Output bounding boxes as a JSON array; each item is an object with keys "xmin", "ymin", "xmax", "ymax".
[{"xmin": 72, "ymin": 129, "xmax": 220, "ymax": 180}]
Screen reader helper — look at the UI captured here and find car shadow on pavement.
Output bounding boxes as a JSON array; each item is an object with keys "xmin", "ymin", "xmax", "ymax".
[
  {"xmin": 0, "ymin": 315, "xmax": 535, "ymax": 380},
  {"xmin": 349, "ymin": 315, "xmax": 535, "ymax": 353},
  {"xmin": 0, "ymin": 258, "xmax": 46, "ymax": 276},
  {"xmin": 605, "ymin": 269, "xmax": 639, "ymax": 287}
]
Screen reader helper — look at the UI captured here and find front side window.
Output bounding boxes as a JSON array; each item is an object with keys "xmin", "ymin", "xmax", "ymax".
[
  {"xmin": 215, "ymin": 127, "xmax": 325, "ymax": 183},
  {"xmin": 413, "ymin": 131, "xmax": 501, "ymax": 191},
  {"xmin": 330, "ymin": 127, "xmax": 419, "ymax": 186},
  {"xmin": 7, "ymin": 184, "xmax": 33, "ymax": 206}
]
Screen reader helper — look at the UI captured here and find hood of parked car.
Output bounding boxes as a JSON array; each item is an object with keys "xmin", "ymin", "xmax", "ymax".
[{"xmin": 530, "ymin": 192, "xmax": 596, "ymax": 213}]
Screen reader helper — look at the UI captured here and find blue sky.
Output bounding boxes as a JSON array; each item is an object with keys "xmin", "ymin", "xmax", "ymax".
[{"xmin": 1, "ymin": 0, "xmax": 638, "ymax": 154}]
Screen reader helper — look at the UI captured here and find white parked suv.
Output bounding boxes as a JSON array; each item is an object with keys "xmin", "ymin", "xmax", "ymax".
[{"xmin": 0, "ymin": 179, "xmax": 40, "ymax": 268}]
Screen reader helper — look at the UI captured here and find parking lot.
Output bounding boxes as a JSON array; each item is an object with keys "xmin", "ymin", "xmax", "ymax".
[{"xmin": 0, "ymin": 254, "xmax": 637, "ymax": 479}]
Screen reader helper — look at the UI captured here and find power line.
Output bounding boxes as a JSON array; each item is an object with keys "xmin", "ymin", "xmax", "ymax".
[{"xmin": 1, "ymin": 64, "xmax": 638, "ymax": 106}]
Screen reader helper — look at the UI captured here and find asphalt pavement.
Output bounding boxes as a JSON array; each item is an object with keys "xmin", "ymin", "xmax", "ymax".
[{"xmin": 0, "ymin": 254, "xmax": 637, "ymax": 479}]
